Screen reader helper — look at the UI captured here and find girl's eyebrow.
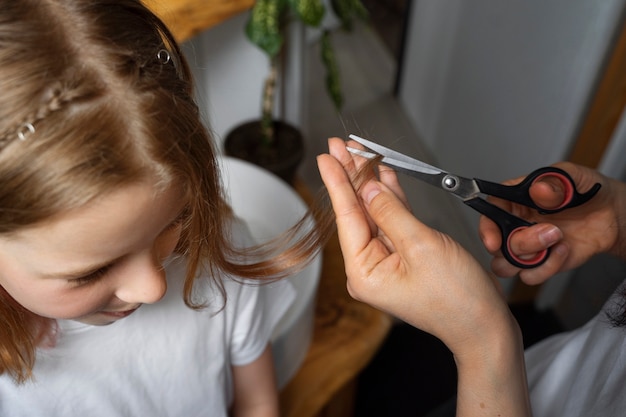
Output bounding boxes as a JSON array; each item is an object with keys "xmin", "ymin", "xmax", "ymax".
[
  {"xmin": 42, "ymin": 198, "xmax": 186, "ymax": 280},
  {"xmin": 44, "ymin": 207, "xmax": 184, "ymax": 280},
  {"xmin": 43, "ymin": 256, "xmax": 123, "ymax": 280}
]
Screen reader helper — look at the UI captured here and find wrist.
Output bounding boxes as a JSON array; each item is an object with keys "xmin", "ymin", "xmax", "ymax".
[
  {"xmin": 453, "ymin": 311, "xmax": 531, "ymax": 416},
  {"xmin": 453, "ymin": 308, "xmax": 522, "ymax": 369}
]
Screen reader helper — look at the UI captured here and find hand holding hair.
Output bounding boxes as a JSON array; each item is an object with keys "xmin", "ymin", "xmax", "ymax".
[
  {"xmin": 317, "ymin": 137, "xmax": 510, "ymax": 353},
  {"xmin": 317, "ymin": 137, "xmax": 531, "ymax": 416}
]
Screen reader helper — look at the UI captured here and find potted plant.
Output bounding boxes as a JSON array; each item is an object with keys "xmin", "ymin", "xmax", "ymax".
[{"xmin": 223, "ymin": 0, "xmax": 368, "ymax": 184}]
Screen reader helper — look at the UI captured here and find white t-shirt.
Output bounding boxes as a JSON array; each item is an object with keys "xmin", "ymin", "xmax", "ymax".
[
  {"xmin": 0, "ymin": 222, "xmax": 295, "ymax": 417},
  {"xmin": 526, "ymin": 279, "xmax": 626, "ymax": 416}
]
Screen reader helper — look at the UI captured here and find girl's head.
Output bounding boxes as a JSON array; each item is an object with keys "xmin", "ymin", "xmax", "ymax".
[
  {"xmin": 0, "ymin": 0, "xmax": 233, "ymax": 382},
  {"xmin": 0, "ymin": 0, "xmax": 331, "ymax": 385},
  {"xmin": 0, "ymin": 0, "xmax": 221, "ymax": 236}
]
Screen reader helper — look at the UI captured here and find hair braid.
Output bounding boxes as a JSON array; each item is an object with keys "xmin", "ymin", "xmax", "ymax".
[{"xmin": 0, "ymin": 81, "xmax": 100, "ymax": 150}]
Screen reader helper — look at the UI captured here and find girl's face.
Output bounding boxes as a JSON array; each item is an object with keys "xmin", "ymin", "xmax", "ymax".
[{"xmin": 0, "ymin": 181, "xmax": 186, "ymax": 326}]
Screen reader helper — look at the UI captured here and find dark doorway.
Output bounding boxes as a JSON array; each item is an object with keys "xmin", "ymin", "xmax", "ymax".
[{"xmin": 361, "ymin": 0, "xmax": 410, "ymax": 94}]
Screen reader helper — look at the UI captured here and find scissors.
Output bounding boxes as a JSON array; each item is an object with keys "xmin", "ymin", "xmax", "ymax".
[{"xmin": 346, "ymin": 134, "xmax": 602, "ymax": 269}]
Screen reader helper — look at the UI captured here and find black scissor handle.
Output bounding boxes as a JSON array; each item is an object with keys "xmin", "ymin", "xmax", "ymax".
[
  {"xmin": 465, "ymin": 198, "xmax": 548, "ymax": 269},
  {"xmin": 474, "ymin": 167, "xmax": 601, "ymax": 215}
]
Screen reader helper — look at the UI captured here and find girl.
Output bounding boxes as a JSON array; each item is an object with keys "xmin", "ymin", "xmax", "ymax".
[{"xmin": 0, "ymin": 1, "xmax": 326, "ymax": 415}]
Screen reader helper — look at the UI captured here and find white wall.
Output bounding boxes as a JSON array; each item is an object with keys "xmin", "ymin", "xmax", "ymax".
[
  {"xmin": 399, "ymin": 0, "xmax": 625, "ymax": 190},
  {"xmin": 182, "ymin": 13, "xmax": 305, "ymax": 149}
]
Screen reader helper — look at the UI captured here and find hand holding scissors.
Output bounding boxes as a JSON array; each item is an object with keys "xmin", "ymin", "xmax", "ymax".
[{"xmin": 347, "ymin": 134, "xmax": 602, "ymax": 269}]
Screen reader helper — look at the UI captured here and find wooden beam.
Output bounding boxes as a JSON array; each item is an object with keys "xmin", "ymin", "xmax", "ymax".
[
  {"xmin": 143, "ymin": 0, "xmax": 254, "ymax": 42},
  {"xmin": 568, "ymin": 17, "xmax": 626, "ymax": 167}
]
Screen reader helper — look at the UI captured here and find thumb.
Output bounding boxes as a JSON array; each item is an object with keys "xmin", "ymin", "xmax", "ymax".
[{"xmin": 529, "ymin": 175, "xmax": 567, "ymax": 210}]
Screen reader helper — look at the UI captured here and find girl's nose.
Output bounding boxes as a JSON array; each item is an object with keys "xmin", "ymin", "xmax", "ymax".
[{"xmin": 114, "ymin": 254, "xmax": 167, "ymax": 305}]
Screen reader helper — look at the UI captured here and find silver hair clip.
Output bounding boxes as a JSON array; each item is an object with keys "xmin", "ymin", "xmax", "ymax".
[
  {"xmin": 156, "ymin": 49, "xmax": 171, "ymax": 65},
  {"xmin": 17, "ymin": 123, "xmax": 35, "ymax": 141}
]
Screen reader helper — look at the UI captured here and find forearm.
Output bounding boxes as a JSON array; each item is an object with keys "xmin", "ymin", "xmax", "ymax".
[
  {"xmin": 454, "ymin": 312, "xmax": 531, "ymax": 417},
  {"xmin": 231, "ymin": 403, "xmax": 278, "ymax": 417},
  {"xmin": 231, "ymin": 346, "xmax": 280, "ymax": 417}
]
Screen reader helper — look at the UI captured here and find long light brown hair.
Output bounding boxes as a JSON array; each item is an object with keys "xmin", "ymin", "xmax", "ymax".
[{"xmin": 0, "ymin": 0, "xmax": 335, "ymax": 383}]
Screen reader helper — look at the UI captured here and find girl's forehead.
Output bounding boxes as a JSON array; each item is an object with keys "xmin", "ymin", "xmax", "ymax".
[
  {"xmin": 0, "ymin": 181, "xmax": 185, "ymax": 276},
  {"xmin": 5, "ymin": 180, "xmax": 183, "ymax": 242}
]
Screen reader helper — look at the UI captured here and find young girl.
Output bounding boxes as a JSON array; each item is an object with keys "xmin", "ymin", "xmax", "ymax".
[{"xmin": 0, "ymin": 1, "xmax": 326, "ymax": 415}]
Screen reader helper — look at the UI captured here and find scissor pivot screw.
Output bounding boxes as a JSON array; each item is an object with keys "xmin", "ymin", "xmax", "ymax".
[{"xmin": 442, "ymin": 175, "xmax": 459, "ymax": 191}]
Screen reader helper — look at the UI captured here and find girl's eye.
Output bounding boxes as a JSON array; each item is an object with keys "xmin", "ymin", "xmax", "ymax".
[
  {"xmin": 68, "ymin": 209, "xmax": 186, "ymax": 287},
  {"xmin": 71, "ymin": 265, "xmax": 111, "ymax": 286},
  {"xmin": 164, "ymin": 216, "xmax": 182, "ymax": 232},
  {"xmin": 163, "ymin": 210, "xmax": 187, "ymax": 233}
]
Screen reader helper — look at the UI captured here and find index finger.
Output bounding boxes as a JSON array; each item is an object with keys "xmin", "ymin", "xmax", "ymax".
[{"xmin": 317, "ymin": 153, "xmax": 373, "ymax": 259}]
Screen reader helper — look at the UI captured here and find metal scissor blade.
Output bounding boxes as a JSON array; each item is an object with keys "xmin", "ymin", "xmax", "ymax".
[
  {"xmin": 348, "ymin": 134, "xmax": 443, "ymax": 175},
  {"xmin": 346, "ymin": 147, "xmax": 448, "ymax": 189},
  {"xmin": 346, "ymin": 142, "xmax": 482, "ymax": 201}
]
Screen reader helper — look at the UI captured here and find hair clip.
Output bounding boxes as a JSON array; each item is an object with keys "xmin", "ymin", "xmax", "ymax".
[
  {"xmin": 17, "ymin": 123, "xmax": 35, "ymax": 141},
  {"xmin": 156, "ymin": 49, "xmax": 171, "ymax": 65}
]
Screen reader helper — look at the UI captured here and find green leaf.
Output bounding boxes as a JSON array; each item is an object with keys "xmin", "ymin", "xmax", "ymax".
[
  {"xmin": 320, "ymin": 31, "xmax": 343, "ymax": 109},
  {"xmin": 288, "ymin": 0, "xmax": 326, "ymax": 27},
  {"xmin": 245, "ymin": 0, "xmax": 287, "ymax": 57}
]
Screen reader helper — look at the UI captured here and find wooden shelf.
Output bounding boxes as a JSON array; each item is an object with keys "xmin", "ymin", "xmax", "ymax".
[{"xmin": 143, "ymin": 0, "xmax": 254, "ymax": 42}]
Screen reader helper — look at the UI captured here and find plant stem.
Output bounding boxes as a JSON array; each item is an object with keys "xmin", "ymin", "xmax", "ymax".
[{"xmin": 261, "ymin": 56, "xmax": 278, "ymax": 146}]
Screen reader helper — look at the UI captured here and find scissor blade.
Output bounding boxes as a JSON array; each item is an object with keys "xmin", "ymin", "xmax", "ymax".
[
  {"xmin": 346, "ymin": 146, "xmax": 482, "ymax": 201},
  {"xmin": 348, "ymin": 134, "xmax": 444, "ymax": 175},
  {"xmin": 346, "ymin": 147, "xmax": 447, "ymax": 190}
]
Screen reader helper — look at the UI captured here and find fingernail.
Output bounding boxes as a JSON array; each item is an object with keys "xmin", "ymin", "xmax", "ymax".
[
  {"xmin": 362, "ymin": 182, "xmax": 381, "ymax": 204},
  {"xmin": 538, "ymin": 225, "xmax": 562, "ymax": 247}
]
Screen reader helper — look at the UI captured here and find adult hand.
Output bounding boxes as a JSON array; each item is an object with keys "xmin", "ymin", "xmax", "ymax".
[
  {"xmin": 317, "ymin": 138, "xmax": 511, "ymax": 356},
  {"xmin": 317, "ymin": 138, "xmax": 531, "ymax": 416},
  {"xmin": 479, "ymin": 162, "xmax": 626, "ymax": 284},
  {"xmin": 318, "ymin": 139, "xmax": 530, "ymax": 416}
]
